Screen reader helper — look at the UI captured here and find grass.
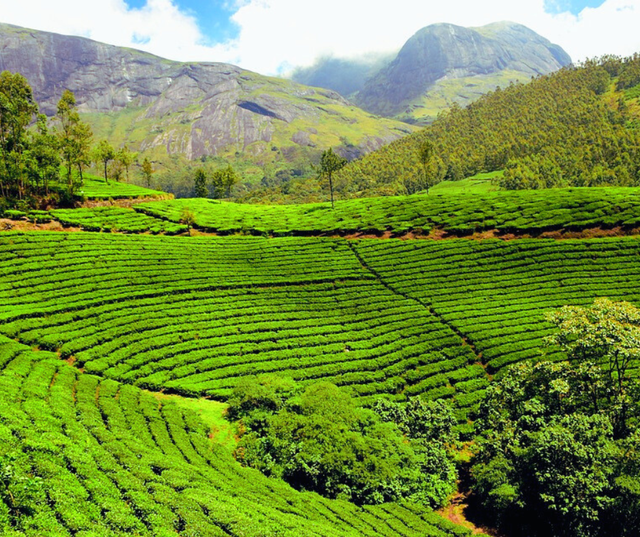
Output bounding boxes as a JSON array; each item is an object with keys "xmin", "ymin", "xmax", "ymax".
[
  {"xmin": 430, "ymin": 172, "xmax": 502, "ymax": 194},
  {"xmin": 150, "ymin": 393, "xmax": 237, "ymax": 452}
]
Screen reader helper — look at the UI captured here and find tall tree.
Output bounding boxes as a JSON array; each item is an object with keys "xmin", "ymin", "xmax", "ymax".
[
  {"xmin": 418, "ymin": 138, "xmax": 435, "ymax": 193},
  {"xmin": 211, "ymin": 165, "xmax": 238, "ymax": 199},
  {"xmin": 194, "ymin": 167, "xmax": 207, "ymax": 198},
  {"xmin": 545, "ymin": 298, "xmax": 640, "ymax": 437},
  {"xmin": 26, "ymin": 114, "xmax": 60, "ymax": 195},
  {"xmin": 55, "ymin": 90, "xmax": 93, "ymax": 195},
  {"xmin": 116, "ymin": 145, "xmax": 136, "ymax": 181},
  {"xmin": 318, "ymin": 148, "xmax": 347, "ymax": 209},
  {"xmin": 92, "ymin": 140, "xmax": 115, "ymax": 184},
  {"xmin": 0, "ymin": 71, "xmax": 38, "ymax": 199},
  {"xmin": 141, "ymin": 157, "xmax": 154, "ymax": 187}
]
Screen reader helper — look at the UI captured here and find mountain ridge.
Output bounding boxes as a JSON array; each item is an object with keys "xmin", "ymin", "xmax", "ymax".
[
  {"xmin": 0, "ymin": 22, "xmax": 415, "ymax": 190},
  {"xmin": 356, "ymin": 21, "xmax": 571, "ymax": 120}
]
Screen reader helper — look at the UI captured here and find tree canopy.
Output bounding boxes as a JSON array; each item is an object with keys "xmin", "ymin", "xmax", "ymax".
[
  {"xmin": 227, "ymin": 375, "xmax": 458, "ymax": 507},
  {"xmin": 470, "ymin": 299, "xmax": 640, "ymax": 536}
]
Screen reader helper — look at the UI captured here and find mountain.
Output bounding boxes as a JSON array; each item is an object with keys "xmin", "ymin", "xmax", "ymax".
[
  {"xmin": 288, "ymin": 22, "xmax": 571, "ymax": 125},
  {"xmin": 242, "ymin": 55, "xmax": 640, "ymax": 202},
  {"xmin": 0, "ymin": 22, "xmax": 415, "ymax": 191},
  {"xmin": 337, "ymin": 55, "xmax": 640, "ymax": 193}
]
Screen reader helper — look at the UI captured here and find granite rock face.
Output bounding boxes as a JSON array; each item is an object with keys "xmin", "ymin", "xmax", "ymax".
[
  {"xmin": 354, "ymin": 21, "xmax": 571, "ymax": 117},
  {"xmin": 0, "ymin": 23, "xmax": 412, "ymax": 161}
]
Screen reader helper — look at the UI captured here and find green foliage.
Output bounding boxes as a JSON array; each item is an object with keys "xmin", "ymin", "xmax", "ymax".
[
  {"xmin": 229, "ymin": 377, "xmax": 457, "ymax": 507},
  {"xmin": 139, "ymin": 186, "xmax": 640, "ymax": 236},
  {"xmin": 50, "ymin": 207, "xmax": 187, "ymax": 234},
  {"xmin": 210, "ymin": 164, "xmax": 239, "ymax": 199},
  {"xmin": 471, "ymin": 300, "xmax": 640, "ymax": 536},
  {"xmin": 333, "ymin": 57, "xmax": 640, "ymax": 194},
  {"xmin": 141, "ymin": 157, "xmax": 154, "ymax": 187},
  {"xmin": 404, "ymin": 139, "xmax": 437, "ymax": 194},
  {"xmin": 193, "ymin": 167, "xmax": 207, "ymax": 198},
  {"xmin": 55, "ymin": 89, "xmax": 93, "ymax": 194},
  {"xmin": 91, "ymin": 139, "xmax": 115, "ymax": 184},
  {"xmin": 0, "ymin": 335, "xmax": 477, "ymax": 536},
  {"xmin": 26, "ymin": 114, "xmax": 60, "ymax": 195},
  {"xmin": 0, "ymin": 454, "xmax": 42, "ymax": 531},
  {"xmin": 318, "ymin": 148, "xmax": 347, "ymax": 207},
  {"xmin": 0, "ymin": 71, "xmax": 39, "ymax": 200},
  {"xmin": 179, "ymin": 206, "xmax": 195, "ymax": 228},
  {"xmin": 545, "ymin": 298, "xmax": 640, "ymax": 437},
  {"xmin": 67, "ymin": 173, "xmax": 167, "ymax": 200}
]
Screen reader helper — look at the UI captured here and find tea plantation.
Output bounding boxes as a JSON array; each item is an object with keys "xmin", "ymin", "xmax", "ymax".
[
  {"xmin": 71, "ymin": 176, "xmax": 168, "ymax": 200},
  {"xmin": 3, "ymin": 192, "xmax": 640, "ymax": 536},
  {"xmin": 0, "ymin": 335, "xmax": 476, "ymax": 536},
  {"xmin": 50, "ymin": 207, "xmax": 188, "ymax": 234},
  {"xmin": 136, "ymin": 187, "xmax": 640, "ymax": 235}
]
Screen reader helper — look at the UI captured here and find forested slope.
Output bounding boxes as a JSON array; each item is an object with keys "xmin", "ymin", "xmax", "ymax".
[
  {"xmin": 246, "ymin": 54, "xmax": 640, "ymax": 202},
  {"xmin": 335, "ymin": 54, "xmax": 640, "ymax": 195}
]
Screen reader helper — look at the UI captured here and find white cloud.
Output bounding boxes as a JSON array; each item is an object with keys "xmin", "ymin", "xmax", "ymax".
[
  {"xmin": 0, "ymin": 0, "xmax": 639, "ymax": 75},
  {"xmin": 0, "ymin": 0, "xmax": 217, "ymax": 63}
]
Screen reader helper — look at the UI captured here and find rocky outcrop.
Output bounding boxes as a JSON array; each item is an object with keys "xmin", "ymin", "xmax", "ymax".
[
  {"xmin": 354, "ymin": 21, "xmax": 571, "ymax": 117},
  {"xmin": 0, "ymin": 23, "xmax": 413, "ymax": 162}
]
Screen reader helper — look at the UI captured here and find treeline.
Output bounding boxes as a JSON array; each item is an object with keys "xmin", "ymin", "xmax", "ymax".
[{"xmin": 0, "ymin": 71, "xmax": 137, "ymax": 209}]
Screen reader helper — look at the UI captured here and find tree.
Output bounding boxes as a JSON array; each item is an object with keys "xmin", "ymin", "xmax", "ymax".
[
  {"xmin": 116, "ymin": 145, "xmax": 136, "ymax": 181},
  {"xmin": 470, "ymin": 299, "xmax": 640, "ymax": 537},
  {"xmin": 92, "ymin": 140, "xmax": 115, "ymax": 184},
  {"xmin": 228, "ymin": 376, "xmax": 458, "ymax": 507},
  {"xmin": 0, "ymin": 71, "xmax": 38, "ymax": 199},
  {"xmin": 210, "ymin": 165, "xmax": 238, "ymax": 198},
  {"xmin": 417, "ymin": 138, "xmax": 435, "ymax": 193},
  {"xmin": 318, "ymin": 148, "xmax": 347, "ymax": 209},
  {"xmin": 194, "ymin": 167, "xmax": 207, "ymax": 198},
  {"xmin": 55, "ymin": 90, "xmax": 93, "ymax": 195},
  {"xmin": 545, "ymin": 298, "xmax": 640, "ymax": 437},
  {"xmin": 179, "ymin": 207, "xmax": 195, "ymax": 232},
  {"xmin": 25, "ymin": 114, "xmax": 60, "ymax": 195},
  {"xmin": 141, "ymin": 157, "xmax": 154, "ymax": 187}
]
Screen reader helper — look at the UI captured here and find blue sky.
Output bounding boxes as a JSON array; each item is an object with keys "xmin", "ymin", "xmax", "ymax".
[
  {"xmin": 124, "ymin": 0, "xmax": 241, "ymax": 45},
  {"xmin": 544, "ymin": 0, "xmax": 607, "ymax": 14},
  {"xmin": 2, "ymin": 0, "xmax": 640, "ymax": 75}
]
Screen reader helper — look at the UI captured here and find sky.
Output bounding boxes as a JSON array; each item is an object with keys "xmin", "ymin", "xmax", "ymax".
[{"xmin": 0, "ymin": 0, "xmax": 639, "ymax": 76}]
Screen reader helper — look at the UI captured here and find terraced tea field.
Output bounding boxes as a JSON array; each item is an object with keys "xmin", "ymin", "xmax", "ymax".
[
  {"xmin": 0, "ymin": 233, "xmax": 481, "ymax": 426},
  {"xmin": 50, "ymin": 207, "xmax": 188, "ymax": 234},
  {"xmin": 71, "ymin": 176, "xmax": 168, "ymax": 200},
  {"xmin": 137, "ymin": 187, "xmax": 640, "ymax": 236},
  {"xmin": 353, "ymin": 238, "xmax": 640, "ymax": 375},
  {"xmin": 0, "ymin": 335, "xmax": 475, "ymax": 537},
  {"xmin": 3, "ymin": 231, "xmax": 640, "ymax": 427},
  {"xmin": 3, "ymin": 208, "xmax": 640, "ymax": 535}
]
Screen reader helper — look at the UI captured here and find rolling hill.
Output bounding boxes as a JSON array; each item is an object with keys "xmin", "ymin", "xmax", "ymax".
[{"xmin": 2, "ymin": 177, "xmax": 640, "ymax": 534}]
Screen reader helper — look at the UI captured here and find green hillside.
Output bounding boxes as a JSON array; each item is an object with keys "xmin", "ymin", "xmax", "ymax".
[
  {"xmin": 0, "ymin": 335, "xmax": 478, "ymax": 536},
  {"xmin": 248, "ymin": 55, "xmax": 640, "ymax": 201},
  {"xmin": 137, "ymin": 187, "xmax": 640, "ymax": 236},
  {"xmin": 2, "ymin": 200, "xmax": 640, "ymax": 534},
  {"xmin": 50, "ymin": 207, "xmax": 187, "ymax": 234}
]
